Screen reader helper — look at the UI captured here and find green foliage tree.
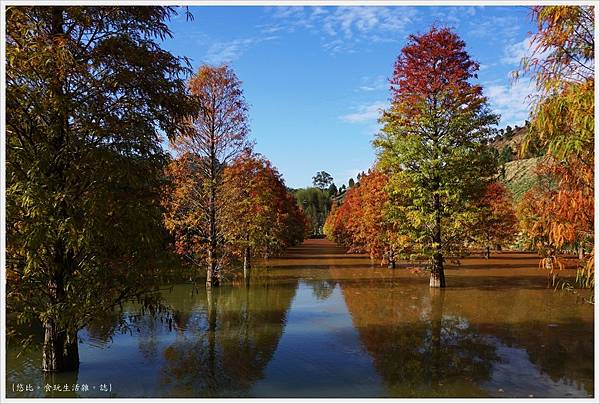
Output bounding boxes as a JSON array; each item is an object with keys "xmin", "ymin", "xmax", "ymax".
[
  {"xmin": 6, "ymin": 6, "xmax": 193, "ymax": 371},
  {"xmin": 374, "ymin": 27, "xmax": 498, "ymax": 288},
  {"xmin": 327, "ymin": 183, "xmax": 338, "ymax": 196},
  {"xmin": 312, "ymin": 171, "xmax": 334, "ymax": 190},
  {"xmin": 499, "ymin": 145, "xmax": 514, "ymax": 164},
  {"xmin": 348, "ymin": 178, "xmax": 355, "ymax": 188},
  {"xmin": 294, "ymin": 188, "xmax": 331, "ymax": 236}
]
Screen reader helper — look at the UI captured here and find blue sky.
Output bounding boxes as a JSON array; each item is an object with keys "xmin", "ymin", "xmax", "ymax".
[{"xmin": 162, "ymin": 6, "xmax": 538, "ymax": 189}]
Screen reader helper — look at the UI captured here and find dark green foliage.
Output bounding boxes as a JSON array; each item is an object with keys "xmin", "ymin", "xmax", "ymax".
[
  {"xmin": 312, "ymin": 171, "xmax": 334, "ymax": 190},
  {"xmin": 327, "ymin": 183, "xmax": 338, "ymax": 196},
  {"xmin": 294, "ymin": 187, "xmax": 332, "ymax": 236},
  {"xmin": 6, "ymin": 6, "xmax": 194, "ymax": 370},
  {"xmin": 499, "ymin": 145, "xmax": 515, "ymax": 164}
]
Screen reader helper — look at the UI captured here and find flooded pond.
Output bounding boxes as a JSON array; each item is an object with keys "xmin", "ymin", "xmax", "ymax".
[{"xmin": 6, "ymin": 240, "xmax": 594, "ymax": 398}]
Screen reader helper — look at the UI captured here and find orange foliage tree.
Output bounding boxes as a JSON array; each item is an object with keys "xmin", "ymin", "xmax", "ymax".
[
  {"xmin": 518, "ymin": 157, "xmax": 593, "ymax": 284},
  {"xmin": 470, "ymin": 182, "xmax": 517, "ymax": 259},
  {"xmin": 222, "ymin": 152, "xmax": 307, "ymax": 274},
  {"xmin": 516, "ymin": 6, "xmax": 594, "ymax": 295},
  {"xmin": 162, "ymin": 153, "xmax": 214, "ymax": 270},
  {"xmin": 324, "ymin": 170, "xmax": 406, "ymax": 267},
  {"xmin": 167, "ymin": 65, "xmax": 252, "ymax": 287},
  {"xmin": 163, "ymin": 151, "xmax": 307, "ymax": 281}
]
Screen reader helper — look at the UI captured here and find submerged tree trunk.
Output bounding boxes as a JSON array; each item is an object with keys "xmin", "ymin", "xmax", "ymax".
[
  {"xmin": 387, "ymin": 247, "xmax": 396, "ymax": 269},
  {"xmin": 206, "ymin": 287, "xmax": 217, "ymax": 382},
  {"xmin": 206, "ymin": 246, "xmax": 219, "ymax": 288},
  {"xmin": 430, "ymin": 194, "xmax": 446, "ymax": 288},
  {"xmin": 430, "ymin": 252, "xmax": 445, "ymax": 288},
  {"xmin": 42, "ymin": 320, "xmax": 79, "ymax": 372},
  {"xmin": 44, "ymin": 241, "xmax": 80, "ymax": 372}
]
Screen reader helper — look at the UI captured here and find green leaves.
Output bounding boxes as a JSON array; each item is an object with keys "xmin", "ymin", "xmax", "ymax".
[
  {"xmin": 375, "ymin": 26, "xmax": 499, "ymax": 270},
  {"xmin": 6, "ymin": 6, "xmax": 193, "ymax": 356}
]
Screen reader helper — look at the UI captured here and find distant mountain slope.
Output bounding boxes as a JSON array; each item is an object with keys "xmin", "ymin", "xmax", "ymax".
[
  {"xmin": 501, "ymin": 157, "xmax": 541, "ymax": 202},
  {"xmin": 490, "ymin": 123, "xmax": 543, "ymax": 203},
  {"xmin": 491, "ymin": 125, "xmax": 529, "ymax": 154}
]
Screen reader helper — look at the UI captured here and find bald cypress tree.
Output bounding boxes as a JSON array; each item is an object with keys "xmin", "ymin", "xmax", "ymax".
[
  {"xmin": 375, "ymin": 27, "xmax": 498, "ymax": 288},
  {"xmin": 6, "ymin": 6, "xmax": 194, "ymax": 371}
]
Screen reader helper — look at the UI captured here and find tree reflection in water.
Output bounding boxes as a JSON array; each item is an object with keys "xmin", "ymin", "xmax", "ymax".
[
  {"xmin": 335, "ymin": 272, "xmax": 498, "ymax": 397},
  {"xmin": 332, "ymin": 265, "xmax": 594, "ymax": 397},
  {"xmin": 158, "ymin": 274, "xmax": 298, "ymax": 397}
]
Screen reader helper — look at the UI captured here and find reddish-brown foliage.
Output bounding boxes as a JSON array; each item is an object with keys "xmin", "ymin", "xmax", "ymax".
[
  {"xmin": 324, "ymin": 170, "xmax": 404, "ymax": 265},
  {"xmin": 390, "ymin": 26, "xmax": 486, "ymax": 120},
  {"xmin": 223, "ymin": 152, "xmax": 308, "ymax": 260},
  {"xmin": 470, "ymin": 182, "xmax": 517, "ymax": 258}
]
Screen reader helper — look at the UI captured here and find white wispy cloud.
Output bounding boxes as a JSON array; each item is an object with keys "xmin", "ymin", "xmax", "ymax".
[
  {"xmin": 203, "ymin": 35, "xmax": 278, "ymax": 64},
  {"xmin": 484, "ymin": 79, "xmax": 537, "ymax": 128},
  {"xmin": 357, "ymin": 75, "xmax": 388, "ymax": 92},
  {"xmin": 501, "ymin": 36, "xmax": 533, "ymax": 65},
  {"xmin": 468, "ymin": 15, "xmax": 522, "ymax": 41},
  {"xmin": 340, "ymin": 101, "xmax": 387, "ymax": 123},
  {"xmin": 266, "ymin": 6, "xmax": 418, "ymax": 54},
  {"xmin": 429, "ymin": 6, "xmax": 477, "ymax": 28}
]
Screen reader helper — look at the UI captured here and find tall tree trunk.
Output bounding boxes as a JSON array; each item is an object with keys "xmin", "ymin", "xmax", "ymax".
[
  {"xmin": 485, "ymin": 245, "xmax": 490, "ymax": 259},
  {"xmin": 43, "ymin": 272, "xmax": 79, "ymax": 371},
  {"xmin": 41, "ymin": 10, "xmax": 80, "ymax": 372},
  {"xmin": 42, "ymin": 320, "xmax": 79, "ymax": 372},
  {"xmin": 207, "ymin": 192, "xmax": 219, "ymax": 287},
  {"xmin": 578, "ymin": 244, "xmax": 584, "ymax": 260},
  {"xmin": 243, "ymin": 245, "xmax": 251, "ymax": 278},
  {"xmin": 207, "ymin": 145, "xmax": 219, "ymax": 288},
  {"xmin": 430, "ymin": 194, "xmax": 446, "ymax": 288}
]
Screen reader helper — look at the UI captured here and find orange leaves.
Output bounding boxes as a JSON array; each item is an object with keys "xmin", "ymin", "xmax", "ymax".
[
  {"xmin": 517, "ymin": 156, "xmax": 593, "ymax": 254},
  {"xmin": 469, "ymin": 182, "xmax": 517, "ymax": 256},
  {"xmin": 390, "ymin": 26, "xmax": 486, "ymax": 120},
  {"xmin": 324, "ymin": 170, "xmax": 398, "ymax": 261},
  {"xmin": 221, "ymin": 152, "xmax": 307, "ymax": 258},
  {"xmin": 163, "ymin": 151, "xmax": 307, "ymax": 266},
  {"xmin": 161, "ymin": 153, "xmax": 210, "ymax": 259},
  {"xmin": 172, "ymin": 64, "xmax": 251, "ymax": 165},
  {"xmin": 527, "ymin": 6, "xmax": 594, "ymax": 90}
]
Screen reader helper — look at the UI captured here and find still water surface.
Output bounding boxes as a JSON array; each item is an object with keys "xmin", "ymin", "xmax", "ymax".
[{"xmin": 6, "ymin": 240, "xmax": 595, "ymax": 398}]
